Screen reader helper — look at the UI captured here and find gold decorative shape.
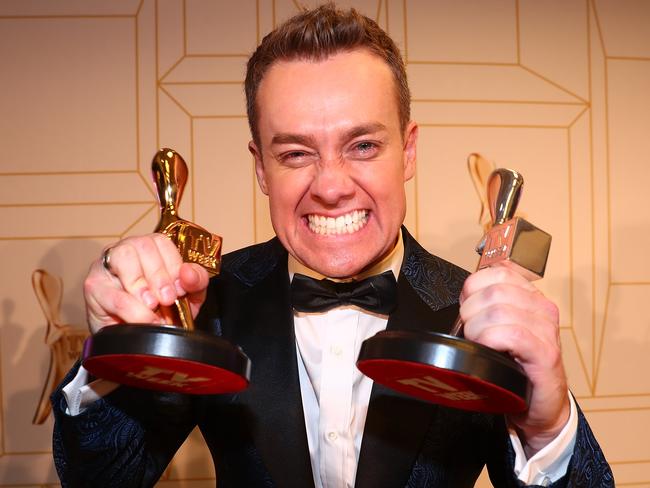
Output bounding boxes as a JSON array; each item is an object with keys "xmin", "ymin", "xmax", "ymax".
[
  {"xmin": 594, "ymin": 0, "xmax": 650, "ymax": 58},
  {"xmin": 157, "ymin": 91, "xmax": 193, "ymax": 168},
  {"xmin": 273, "ymin": 0, "xmax": 381, "ymax": 28},
  {"xmin": 567, "ymin": 112, "xmax": 596, "ymax": 390},
  {"xmin": 385, "ymin": 0, "xmax": 406, "ymax": 53},
  {"xmin": 606, "ymin": 59, "xmax": 650, "ymax": 282},
  {"xmin": 467, "ymin": 153, "xmax": 496, "ymax": 233},
  {"xmin": 192, "ymin": 119, "xmax": 257, "ymax": 251},
  {"xmin": 0, "ymin": 17, "xmax": 137, "ymax": 173},
  {"xmin": 518, "ymin": 0, "xmax": 590, "ymax": 100},
  {"xmin": 0, "ymin": 173, "xmax": 152, "ymax": 206},
  {"xmin": 162, "ymin": 83, "xmax": 245, "ymax": 117},
  {"xmin": 595, "ymin": 285, "xmax": 650, "ymax": 396},
  {"xmin": 156, "ymin": 0, "xmax": 185, "ymax": 78},
  {"xmin": 405, "ymin": 0, "xmax": 517, "ymax": 63},
  {"xmin": 2, "ymin": 203, "xmax": 154, "ymax": 240},
  {"xmin": 0, "ymin": 0, "xmax": 141, "ymax": 16},
  {"xmin": 587, "ymin": 0, "xmax": 612, "ymax": 394},
  {"xmin": 184, "ymin": 0, "xmax": 257, "ymax": 55},
  {"xmin": 408, "ymin": 65, "xmax": 584, "ymax": 103},
  {"xmin": 558, "ymin": 329, "xmax": 592, "ymax": 397},
  {"xmin": 161, "ymin": 56, "xmax": 247, "ymax": 84},
  {"xmin": 411, "ymin": 101, "xmax": 586, "ymax": 128},
  {"xmin": 31, "ymin": 269, "xmax": 88, "ymax": 425}
]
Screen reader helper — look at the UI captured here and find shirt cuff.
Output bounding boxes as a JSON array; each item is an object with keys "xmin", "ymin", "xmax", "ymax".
[
  {"xmin": 509, "ymin": 391, "xmax": 578, "ymax": 486},
  {"xmin": 61, "ymin": 365, "xmax": 119, "ymax": 416}
]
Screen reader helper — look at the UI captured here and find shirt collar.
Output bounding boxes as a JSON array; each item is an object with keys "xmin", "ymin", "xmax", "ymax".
[{"xmin": 288, "ymin": 229, "xmax": 404, "ymax": 282}]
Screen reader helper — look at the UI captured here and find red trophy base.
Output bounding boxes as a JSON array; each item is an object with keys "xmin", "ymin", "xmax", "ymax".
[
  {"xmin": 82, "ymin": 324, "xmax": 251, "ymax": 395},
  {"xmin": 357, "ymin": 330, "xmax": 530, "ymax": 414}
]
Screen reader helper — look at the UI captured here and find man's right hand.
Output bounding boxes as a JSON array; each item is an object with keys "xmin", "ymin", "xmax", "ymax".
[{"xmin": 84, "ymin": 233, "xmax": 210, "ymax": 334}]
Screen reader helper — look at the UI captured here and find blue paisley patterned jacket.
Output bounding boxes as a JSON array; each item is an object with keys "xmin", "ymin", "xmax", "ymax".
[{"xmin": 52, "ymin": 228, "xmax": 613, "ymax": 487}]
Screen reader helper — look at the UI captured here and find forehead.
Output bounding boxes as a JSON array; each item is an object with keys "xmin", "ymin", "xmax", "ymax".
[{"xmin": 255, "ymin": 49, "xmax": 400, "ymax": 138}]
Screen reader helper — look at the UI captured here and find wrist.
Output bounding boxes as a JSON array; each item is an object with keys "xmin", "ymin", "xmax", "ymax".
[{"xmin": 515, "ymin": 399, "xmax": 571, "ymax": 458}]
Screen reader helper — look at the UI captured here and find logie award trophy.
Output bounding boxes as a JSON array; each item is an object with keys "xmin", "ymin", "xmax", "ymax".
[
  {"xmin": 357, "ymin": 167, "xmax": 551, "ymax": 414},
  {"xmin": 82, "ymin": 149, "xmax": 251, "ymax": 394}
]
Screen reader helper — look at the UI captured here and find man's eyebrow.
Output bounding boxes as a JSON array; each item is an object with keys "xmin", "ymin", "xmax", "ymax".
[
  {"xmin": 344, "ymin": 123, "xmax": 388, "ymax": 140},
  {"xmin": 270, "ymin": 133, "xmax": 317, "ymax": 146}
]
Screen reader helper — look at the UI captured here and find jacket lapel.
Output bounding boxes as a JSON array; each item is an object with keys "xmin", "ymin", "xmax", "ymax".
[
  {"xmin": 355, "ymin": 229, "xmax": 466, "ymax": 488},
  {"xmin": 226, "ymin": 243, "xmax": 315, "ymax": 488}
]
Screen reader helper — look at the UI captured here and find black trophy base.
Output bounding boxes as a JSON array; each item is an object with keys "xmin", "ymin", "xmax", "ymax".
[
  {"xmin": 357, "ymin": 330, "xmax": 530, "ymax": 413},
  {"xmin": 82, "ymin": 324, "xmax": 251, "ymax": 395}
]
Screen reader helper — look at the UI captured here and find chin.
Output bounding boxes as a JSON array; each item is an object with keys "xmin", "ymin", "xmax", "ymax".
[{"xmin": 303, "ymin": 249, "xmax": 378, "ymax": 278}]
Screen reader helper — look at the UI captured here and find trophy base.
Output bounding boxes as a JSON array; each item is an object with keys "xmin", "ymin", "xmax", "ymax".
[
  {"xmin": 356, "ymin": 330, "xmax": 530, "ymax": 414},
  {"xmin": 82, "ymin": 324, "xmax": 251, "ymax": 395}
]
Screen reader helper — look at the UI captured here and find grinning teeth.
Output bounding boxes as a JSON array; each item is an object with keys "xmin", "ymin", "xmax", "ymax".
[{"xmin": 307, "ymin": 210, "xmax": 368, "ymax": 236}]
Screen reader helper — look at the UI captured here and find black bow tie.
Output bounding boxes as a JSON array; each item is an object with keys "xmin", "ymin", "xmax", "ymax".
[{"xmin": 290, "ymin": 270, "xmax": 397, "ymax": 315}]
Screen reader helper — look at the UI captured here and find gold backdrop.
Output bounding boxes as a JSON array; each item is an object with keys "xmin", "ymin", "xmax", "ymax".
[{"xmin": 1, "ymin": 1, "xmax": 649, "ymax": 486}]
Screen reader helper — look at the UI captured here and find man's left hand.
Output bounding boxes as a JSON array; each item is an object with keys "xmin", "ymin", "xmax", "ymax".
[{"xmin": 459, "ymin": 266, "xmax": 571, "ymax": 457}]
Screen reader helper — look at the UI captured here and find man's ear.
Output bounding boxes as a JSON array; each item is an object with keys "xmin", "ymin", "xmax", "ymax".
[
  {"xmin": 403, "ymin": 121, "xmax": 418, "ymax": 182},
  {"xmin": 249, "ymin": 141, "xmax": 268, "ymax": 195}
]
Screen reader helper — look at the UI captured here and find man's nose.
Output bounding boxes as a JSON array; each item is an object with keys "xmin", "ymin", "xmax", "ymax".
[{"xmin": 310, "ymin": 160, "xmax": 355, "ymax": 206}]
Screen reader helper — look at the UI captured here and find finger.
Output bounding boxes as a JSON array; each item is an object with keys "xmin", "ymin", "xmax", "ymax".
[
  {"xmin": 110, "ymin": 235, "xmax": 179, "ymax": 307},
  {"xmin": 177, "ymin": 263, "xmax": 210, "ymax": 317},
  {"xmin": 460, "ymin": 266, "xmax": 537, "ymax": 303},
  {"xmin": 460, "ymin": 283, "xmax": 558, "ymax": 325},
  {"xmin": 101, "ymin": 243, "xmax": 157, "ymax": 309},
  {"xmin": 85, "ymin": 282, "xmax": 159, "ymax": 334},
  {"xmin": 178, "ymin": 263, "xmax": 210, "ymax": 294},
  {"xmin": 149, "ymin": 234, "xmax": 184, "ymax": 302},
  {"xmin": 463, "ymin": 303, "xmax": 559, "ymax": 348},
  {"xmin": 471, "ymin": 322, "xmax": 563, "ymax": 372}
]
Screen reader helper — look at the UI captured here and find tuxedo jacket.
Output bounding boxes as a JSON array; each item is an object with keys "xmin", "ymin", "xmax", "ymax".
[{"xmin": 52, "ymin": 228, "xmax": 613, "ymax": 487}]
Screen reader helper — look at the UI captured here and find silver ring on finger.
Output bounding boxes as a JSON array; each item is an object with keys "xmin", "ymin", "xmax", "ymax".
[{"xmin": 101, "ymin": 247, "xmax": 116, "ymax": 276}]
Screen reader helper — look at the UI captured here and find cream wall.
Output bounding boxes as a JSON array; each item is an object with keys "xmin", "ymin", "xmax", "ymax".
[{"xmin": 1, "ymin": 1, "xmax": 649, "ymax": 486}]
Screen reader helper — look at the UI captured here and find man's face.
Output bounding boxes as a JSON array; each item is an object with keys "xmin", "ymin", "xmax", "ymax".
[{"xmin": 250, "ymin": 49, "xmax": 418, "ymax": 278}]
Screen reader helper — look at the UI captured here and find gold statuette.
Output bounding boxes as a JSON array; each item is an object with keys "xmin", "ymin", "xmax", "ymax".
[
  {"xmin": 476, "ymin": 168, "xmax": 551, "ymax": 281},
  {"xmin": 358, "ymin": 163, "xmax": 550, "ymax": 414},
  {"xmin": 152, "ymin": 149, "xmax": 222, "ymax": 330},
  {"xmin": 82, "ymin": 148, "xmax": 250, "ymax": 395}
]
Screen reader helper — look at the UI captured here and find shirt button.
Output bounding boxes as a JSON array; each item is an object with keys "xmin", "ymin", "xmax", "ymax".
[
  {"xmin": 330, "ymin": 345, "xmax": 343, "ymax": 356},
  {"xmin": 327, "ymin": 431, "xmax": 338, "ymax": 441}
]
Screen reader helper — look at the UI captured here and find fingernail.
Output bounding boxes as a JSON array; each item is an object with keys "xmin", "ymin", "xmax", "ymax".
[
  {"xmin": 174, "ymin": 279, "xmax": 185, "ymax": 296},
  {"xmin": 142, "ymin": 290, "xmax": 157, "ymax": 309},
  {"xmin": 186, "ymin": 267, "xmax": 199, "ymax": 284},
  {"xmin": 160, "ymin": 285, "xmax": 175, "ymax": 303}
]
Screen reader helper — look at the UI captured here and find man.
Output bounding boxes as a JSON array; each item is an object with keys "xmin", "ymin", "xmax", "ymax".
[{"xmin": 52, "ymin": 4, "xmax": 613, "ymax": 487}]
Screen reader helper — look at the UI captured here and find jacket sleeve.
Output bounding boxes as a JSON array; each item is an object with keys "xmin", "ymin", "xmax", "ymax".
[
  {"xmin": 486, "ymin": 403, "xmax": 614, "ymax": 488},
  {"xmin": 52, "ymin": 363, "xmax": 197, "ymax": 488},
  {"xmin": 547, "ymin": 405, "xmax": 615, "ymax": 487}
]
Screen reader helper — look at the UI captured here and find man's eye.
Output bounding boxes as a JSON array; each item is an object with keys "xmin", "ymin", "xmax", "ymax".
[
  {"xmin": 358, "ymin": 142, "xmax": 373, "ymax": 150},
  {"xmin": 279, "ymin": 151, "xmax": 313, "ymax": 166},
  {"xmin": 353, "ymin": 141, "xmax": 378, "ymax": 157}
]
